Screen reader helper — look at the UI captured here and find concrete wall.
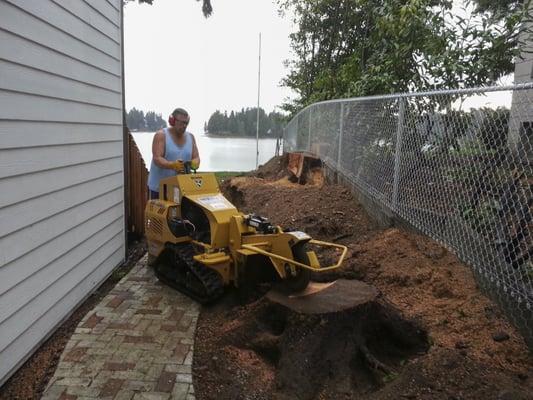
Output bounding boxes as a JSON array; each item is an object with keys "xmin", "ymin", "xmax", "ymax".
[{"xmin": 0, "ymin": 0, "xmax": 125, "ymax": 385}]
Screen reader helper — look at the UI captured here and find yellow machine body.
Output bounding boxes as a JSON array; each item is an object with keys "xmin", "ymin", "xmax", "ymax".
[{"xmin": 144, "ymin": 172, "xmax": 347, "ymax": 301}]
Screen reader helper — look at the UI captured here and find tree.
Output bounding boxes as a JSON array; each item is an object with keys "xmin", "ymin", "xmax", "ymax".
[
  {"xmin": 125, "ymin": 0, "xmax": 213, "ymax": 17},
  {"xmin": 278, "ymin": 0, "xmax": 533, "ymax": 112},
  {"xmin": 228, "ymin": 111, "xmax": 239, "ymax": 134},
  {"xmin": 206, "ymin": 108, "xmax": 287, "ymax": 137},
  {"xmin": 145, "ymin": 111, "xmax": 166, "ymax": 130},
  {"xmin": 126, "ymin": 108, "xmax": 165, "ymax": 131},
  {"xmin": 126, "ymin": 107, "xmax": 145, "ymax": 130},
  {"xmin": 473, "ymin": 0, "xmax": 523, "ymax": 14},
  {"xmin": 207, "ymin": 110, "xmax": 225, "ymax": 133}
]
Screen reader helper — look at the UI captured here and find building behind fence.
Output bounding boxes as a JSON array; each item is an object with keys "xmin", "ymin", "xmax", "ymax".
[{"xmin": 284, "ymin": 84, "xmax": 533, "ymax": 347}]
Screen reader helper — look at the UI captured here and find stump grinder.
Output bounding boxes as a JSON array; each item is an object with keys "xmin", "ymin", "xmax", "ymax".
[{"xmin": 144, "ymin": 163, "xmax": 347, "ymax": 303}]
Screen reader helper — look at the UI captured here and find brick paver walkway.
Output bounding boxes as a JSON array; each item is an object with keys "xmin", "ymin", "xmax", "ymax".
[{"xmin": 41, "ymin": 254, "xmax": 200, "ymax": 400}]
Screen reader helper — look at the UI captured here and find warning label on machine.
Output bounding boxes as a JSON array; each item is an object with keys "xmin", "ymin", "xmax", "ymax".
[{"xmin": 198, "ymin": 194, "xmax": 233, "ymax": 210}]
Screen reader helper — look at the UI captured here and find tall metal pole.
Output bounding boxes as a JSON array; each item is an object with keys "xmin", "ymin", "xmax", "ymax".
[{"xmin": 256, "ymin": 33, "xmax": 261, "ymax": 169}]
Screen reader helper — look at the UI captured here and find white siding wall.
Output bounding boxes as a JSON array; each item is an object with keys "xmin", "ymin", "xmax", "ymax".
[{"xmin": 0, "ymin": 0, "xmax": 125, "ymax": 385}]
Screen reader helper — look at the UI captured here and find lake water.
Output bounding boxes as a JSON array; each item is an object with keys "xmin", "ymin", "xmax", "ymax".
[{"xmin": 131, "ymin": 132, "xmax": 281, "ymax": 172}]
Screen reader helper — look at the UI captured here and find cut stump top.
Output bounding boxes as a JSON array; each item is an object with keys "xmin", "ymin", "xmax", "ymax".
[{"xmin": 266, "ymin": 279, "xmax": 379, "ymax": 314}]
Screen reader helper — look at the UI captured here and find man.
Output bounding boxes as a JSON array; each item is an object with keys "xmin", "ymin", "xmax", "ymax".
[{"xmin": 147, "ymin": 108, "xmax": 200, "ymax": 199}]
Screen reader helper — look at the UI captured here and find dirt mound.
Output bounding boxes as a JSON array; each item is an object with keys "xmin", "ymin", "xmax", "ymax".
[
  {"xmin": 344, "ymin": 228, "xmax": 531, "ymax": 369},
  {"xmin": 195, "ymin": 157, "xmax": 533, "ymax": 400},
  {"xmin": 248, "ymin": 154, "xmax": 324, "ymax": 185},
  {"xmin": 371, "ymin": 347, "xmax": 531, "ymax": 400},
  {"xmin": 250, "ymin": 154, "xmax": 289, "ymax": 180},
  {"xmin": 222, "ymin": 173, "xmax": 376, "ymax": 244}
]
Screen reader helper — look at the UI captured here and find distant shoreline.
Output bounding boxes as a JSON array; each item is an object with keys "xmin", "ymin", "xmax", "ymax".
[
  {"xmin": 203, "ymin": 132, "xmax": 280, "ymax": 139},
  {"xmin": 130, "ymin": 131, "xmax": 279, "ymax": 140}
]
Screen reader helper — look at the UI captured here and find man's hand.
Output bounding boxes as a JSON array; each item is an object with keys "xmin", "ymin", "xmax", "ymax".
[
  {"xmin": 191, "ymin": 158, "xmax": 200, "ymax": 171},
  {"xmin": 170, "ymin": 160, "xmax": 185, "ymax": 172}
]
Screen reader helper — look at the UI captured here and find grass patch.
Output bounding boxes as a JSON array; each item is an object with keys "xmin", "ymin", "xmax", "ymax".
[{"xmin": 214, "ymin": 171, "xmax": 244, "ymax": 183}]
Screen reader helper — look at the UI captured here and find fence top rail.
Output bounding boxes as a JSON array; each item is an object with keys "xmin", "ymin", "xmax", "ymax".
[{"xmin": 287, "ymin": 82, "xmax": 533, "ymax": 125}]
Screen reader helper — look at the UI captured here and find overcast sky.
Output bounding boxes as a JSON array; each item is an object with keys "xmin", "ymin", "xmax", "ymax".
[
  {"xmin": 123, "ymin": 0, "xmax": 295, "ymax": 134},
  {"xmin": 123, "ymin": 0, "xmax": 517, "ymax": 136}
]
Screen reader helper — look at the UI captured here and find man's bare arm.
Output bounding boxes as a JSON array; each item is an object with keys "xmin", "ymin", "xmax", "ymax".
[
  {"xmin": 191, "ymin": 134, "xmax": 200, "ymax": 164},
  {"xmin": 152, "ymin": 130, "xmax": 174, "ymax": 169}
]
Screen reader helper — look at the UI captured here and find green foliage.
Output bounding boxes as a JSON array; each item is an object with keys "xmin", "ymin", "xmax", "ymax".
[
  {"xmin": 214, "ymin": 171, "xmax": 244, "ymax": 183},
  {"xmin": 460, "ymin": 198, "xmax": 500, "ymax": 236},
  {"xmin": 126, "ymin": 108, "xmax": 166, "ymax": 131},
  {"xmin": 438, "ymin": 106, "xmax": 513, "ymax": 239},
  {"xmin": 477, "ymin": 107, "xmax": 510, "ymax": 151},
  {"xmin": 473, "ymin": 0, "xmax": 524, "ymax": 15},
  {"xmin": 206, "ymin": 108, "xmax": 286, "ymax": 138},
  {"xmin": 382, "ymin": 372, "xmax": 399, "ymax": 383},
  {"xmin": 278, "ymin": 0, "xmax": 533, "ymax": 112},
  {"xmin": 111, "ymin": 266, "xmax": 129, "ymax": 281},
  {"xmin": 526, "ymin": 261, "xmax": 533, "ymax": 279}
]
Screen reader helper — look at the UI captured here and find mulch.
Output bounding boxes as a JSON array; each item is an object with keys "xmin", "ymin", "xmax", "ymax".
[{"xmin": 193, "ymin": 155, "xmax": 533, "ymax": 400}]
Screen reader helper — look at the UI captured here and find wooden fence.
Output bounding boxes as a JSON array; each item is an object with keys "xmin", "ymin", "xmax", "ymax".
[{"xmin": 126, "ymin": 131, "xmax": 148, "ymax": 236}]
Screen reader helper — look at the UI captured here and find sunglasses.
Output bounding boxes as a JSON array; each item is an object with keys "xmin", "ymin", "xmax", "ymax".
[{"xmin": 176, "ymin": 120, "xmax": 189, "ymax": 126}]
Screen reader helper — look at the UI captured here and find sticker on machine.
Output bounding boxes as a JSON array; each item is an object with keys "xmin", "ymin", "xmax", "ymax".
[
  {"xmin": 198, "ymin": 194, "xmax": 233, "ymax": 210},
  {"xmin": 288, "ymin": 231, "xmax": 311, "ymax": 240}
]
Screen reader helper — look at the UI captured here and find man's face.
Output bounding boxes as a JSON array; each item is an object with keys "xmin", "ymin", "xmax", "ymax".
[{"xmin": 174, "ymin": 115, "xmax": 190, "ymax": 133}]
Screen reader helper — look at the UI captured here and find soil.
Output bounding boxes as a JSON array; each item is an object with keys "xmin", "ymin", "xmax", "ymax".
[
  {"xmin": 0, "ymin": 238, "xmax": 147, "ymax": 400},
  {"xmin": 193, "ymin": 155, "xmax": 533, "ymax": 400}
]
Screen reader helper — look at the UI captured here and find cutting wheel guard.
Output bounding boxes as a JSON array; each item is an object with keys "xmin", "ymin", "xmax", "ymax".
[{"xmin": 241, "ymin": 239, "xmax": 348, "ymax": 272}]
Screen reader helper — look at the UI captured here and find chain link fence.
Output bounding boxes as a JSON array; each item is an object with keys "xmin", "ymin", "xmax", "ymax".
[{"xmin": 284, "ymin": 84, "xmax": 533, "ymax": 347}]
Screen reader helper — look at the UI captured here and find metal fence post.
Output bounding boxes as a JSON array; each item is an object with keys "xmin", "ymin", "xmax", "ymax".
[
  {"xmin": 307, "ymin": 107, "xmax": 313, "ymax": 152},
  {"xmin": 337, "ymin": 102, "xmax": 344, "ymax": 170},
  {"xmin": 278, "ymin": 127, "xmax": 285, "ymax": 156},
  {"xmin": 392, "ymin": 97, "xmax": 406, "ymax": 210},
  {"xmin": 296, "ymin": 118, "xmax": 299, "ymax": 151}
]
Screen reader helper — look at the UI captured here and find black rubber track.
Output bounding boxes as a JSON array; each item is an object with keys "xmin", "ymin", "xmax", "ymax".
[{"xmin": 154, "ymin": 243, "xmax": 224, "ymax": 304}]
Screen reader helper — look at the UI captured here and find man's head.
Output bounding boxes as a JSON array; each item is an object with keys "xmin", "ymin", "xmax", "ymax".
[{"xmin": 169, "ymin": 108, "xmax": 190, "ymax": 134}]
